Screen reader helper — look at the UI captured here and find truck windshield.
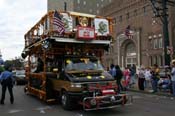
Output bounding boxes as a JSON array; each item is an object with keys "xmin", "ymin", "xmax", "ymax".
[{"xmin": 65, "ymin": 57, "xmax": 104, "ymax": 71}]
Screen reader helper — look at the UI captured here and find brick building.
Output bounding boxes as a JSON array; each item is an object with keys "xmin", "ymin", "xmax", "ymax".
[
  {"xmin": 47, "ymin": 0, "xmax": 113, "ymax": 15},
  {"xmin": 47, "ymin": 0, "xmax": 175, "ymax": 68},
  {"xmin": 101, "ymin": 0, "xmax": 175, "ymax": 68}
]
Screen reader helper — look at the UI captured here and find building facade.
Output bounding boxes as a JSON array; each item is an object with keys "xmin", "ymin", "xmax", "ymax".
[
  {"xmin": 101, "ymin": 0, "xmax": 175, "ymax": 68},
  {"xmin": 47, "ymin": 0, "xmax": 113, "ymax": 15},
  {"xmin": 47, "ymin": 0, "xmax": 175, "ymax": 68}
]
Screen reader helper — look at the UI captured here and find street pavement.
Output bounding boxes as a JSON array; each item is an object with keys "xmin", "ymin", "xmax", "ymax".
[{"xmin": 0, "ymin": 85, "xmax": 175, "ymax": 116}]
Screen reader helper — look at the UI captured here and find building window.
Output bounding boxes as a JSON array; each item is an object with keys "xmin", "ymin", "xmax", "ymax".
[
  {"xmin": 126, "ymin": 43, "xmax": 136, "ymax": 55},
  {"xmin": 150, "ymin": 56, "xmax": 153, "ymax": 66},
  {"xmin": 134, "ymin": 9, "xmax": 137, "ymax": 16},
  {"xmin": 77, "ymin": 0, "xmax": 80, "ymax": 4},
  {"xmin": 154, "ymin": 39, "xmax": 158, "ymax": 49},
  {"xmin": 83, "ymin": 1, "xmax": 86, "ymax": 5},
  {"xmin": 149, "ymin": 39, "xmax": 153, "ymax": 49},
  {"xmin": 153, "ymin": 56, "xmax": 158, "ymax": 65},
  {"xmin": 159, "ymin": 55, "xmax": 163, "ymax": 66},
  {"xmin": 126, "ymin": 12, "xmax": 129, "ymax": 19},
  {"xmin": 159, "ymin": 38, "xmax": 163, "ymax": 48},
  {"xmin": 97, "ymin": 10, "xmax": 99, "ymax": 14},
  {"xmin": 143, "ymin": 6, "xmax": 147, "ymax": 15},
  {"xmin": 89, "ymin": 9, "xmax": 92, "ymax": 13},
  {"xmin": 119, "ymin": 15, "xmax": 122, "ymax": 22}
]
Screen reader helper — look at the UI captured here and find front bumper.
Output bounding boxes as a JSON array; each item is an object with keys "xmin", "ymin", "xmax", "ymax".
[{"xmin": 81, "ymin": 94, "xmax": 133, "ymax": 111}]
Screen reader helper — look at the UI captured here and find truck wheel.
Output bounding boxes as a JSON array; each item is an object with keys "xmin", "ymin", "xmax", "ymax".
[{"xmin": 61, "ymin": 91, "xmax": 72, "ymax": 110}]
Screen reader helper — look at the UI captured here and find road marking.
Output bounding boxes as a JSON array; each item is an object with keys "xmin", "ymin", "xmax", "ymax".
[
  {"xmin": 8, "ymin": 109, "xmax": 24, "ymax": 114},
  {"xmin": 34, "ymin": 106, "xmax": 53, "ymax": 113},
  {"xmin": 40, "ymin": 110, "xmax": 46, "ymax": 114},
  {"xmin": 75, "ymin": 113, "xmax": 83, "ymax": 116}
]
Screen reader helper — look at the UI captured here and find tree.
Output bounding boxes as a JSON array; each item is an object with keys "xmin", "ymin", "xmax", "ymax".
[{"xmin": 4, "ymin": 57, "xmax": 24, "ymax": 70}]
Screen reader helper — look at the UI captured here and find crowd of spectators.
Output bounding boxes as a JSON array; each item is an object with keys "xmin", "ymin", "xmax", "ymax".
[{"xmin": 108, "ymin": 62, "xmax": 175, "ymax": 96}]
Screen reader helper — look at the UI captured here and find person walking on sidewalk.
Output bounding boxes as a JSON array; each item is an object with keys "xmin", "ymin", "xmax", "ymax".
[
  {"xmin": 151, "ymin": 64, "xmax": 160, "ymax": 93},
  {"xmin": 123, "ymin": 67, "xmax": 131, "ymax": 90},
  {"xmin": 144, "ymin": 67, "xmax": 152, "ymax": 89},
  {"xmin": 115, "ymin": 65, "xmax": 123, "ymax": 92},
  {"xmin": 129, "ymin": 65, "xmax": 136, "ymax": 87},
  {"xmin": 0, "ymin": 66, "xmax": 15, "ymax": 104},
  {"xmin": 138, "ymin": 67, "xmax": 145, "ymax": 91},
  {"xmin": 171, "ymin": 61, "xmax": 175, "ymax": 96}
]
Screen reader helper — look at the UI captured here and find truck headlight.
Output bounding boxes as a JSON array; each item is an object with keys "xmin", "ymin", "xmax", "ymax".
[{"xmin": 71, "ymin": 83, "xmax": 82, "ymax": 88}]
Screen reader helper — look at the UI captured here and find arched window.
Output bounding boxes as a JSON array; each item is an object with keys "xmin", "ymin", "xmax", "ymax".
[
  {"xmin": 125, "ymin": 43, "xmax": 136, "ymax": 67},
  {"xmin": 126, "ymin": 43, "xmax": 136, "ymax": 56}
]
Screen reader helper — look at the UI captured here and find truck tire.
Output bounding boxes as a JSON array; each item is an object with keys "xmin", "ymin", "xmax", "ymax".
[{"xmin": 61, "ymin": 91, "xmax": 72, "ymax": 110}]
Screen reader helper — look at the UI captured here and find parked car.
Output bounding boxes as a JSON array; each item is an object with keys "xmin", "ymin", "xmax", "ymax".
[{"xmin": 13, "ymin": 70, "xmax": 27, "ymax": 85}]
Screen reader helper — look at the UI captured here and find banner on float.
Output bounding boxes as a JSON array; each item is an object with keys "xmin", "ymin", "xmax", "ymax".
[
  {"xmin": 61, "ymin": 13, "xmax": 73, "ymax": 33},
  {"xmin": 94, "ymin": 18, "xmax": 109, "ymax": 36}
]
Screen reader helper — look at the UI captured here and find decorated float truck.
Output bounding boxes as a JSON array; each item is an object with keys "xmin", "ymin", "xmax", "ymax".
[{"xmin": 23, "ymin": 10, "xmax": 132, "ymax": 110}]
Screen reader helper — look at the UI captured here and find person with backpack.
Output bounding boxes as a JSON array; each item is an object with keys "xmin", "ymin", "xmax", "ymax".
[
  {"xmin": 115, "ymin": 65, "xmax": 123, "ymax": 93},
  {"xmin": 0, "ymin": 66, "xmax": 15, "ymax": 104}
]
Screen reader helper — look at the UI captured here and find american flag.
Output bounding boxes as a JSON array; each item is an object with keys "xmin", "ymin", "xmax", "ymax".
[
  {"xmin": 53, "ymin": 10, "xmax": 65, "ymax": 34},
  {"xmin": 125, "ymin": 25, "xmax": 132, "ymax": 39}
]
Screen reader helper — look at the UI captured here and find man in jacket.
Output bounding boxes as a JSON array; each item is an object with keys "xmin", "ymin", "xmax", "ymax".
[{"xmin": 0, "ymin": 66, "xmax": 14, "ymax": 104}]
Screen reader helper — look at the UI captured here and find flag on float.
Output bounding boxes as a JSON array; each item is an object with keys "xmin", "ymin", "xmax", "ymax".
[
  {"xmin": 53, "ymin": 10, "xmax": 65, "ymax": 34},
  {"xmin": 125, "ymin": 25, "xmax": 132, "ymax": 39}
]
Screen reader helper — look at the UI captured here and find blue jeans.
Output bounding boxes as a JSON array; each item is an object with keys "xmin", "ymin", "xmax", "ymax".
[
  {"xmin": 152, "ymin": 79, "xmax": 159, "ymax": 92},
  {"xmin": 130, "ymin": 75, "xmax": 136, "ymax": 84},
  {"xmin": 172, "ymin": 81, "xmax": 175, "ymax": 96}
]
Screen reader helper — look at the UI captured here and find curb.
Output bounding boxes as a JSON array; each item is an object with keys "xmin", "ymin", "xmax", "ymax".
[{"xmin": 128, "ymin": 88, "xmax": 174, "ymax": 97}]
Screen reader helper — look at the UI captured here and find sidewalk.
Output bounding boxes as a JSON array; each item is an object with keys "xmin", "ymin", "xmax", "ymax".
[{"xmin": 127, "ymin": 81, "xmax": 174, "ymax": 97}]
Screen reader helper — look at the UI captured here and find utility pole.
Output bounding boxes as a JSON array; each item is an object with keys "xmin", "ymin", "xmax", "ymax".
[
  {"xmin": 162, "ymin": 0, "xmax": 170, "ymax": 66},
  {"xmin": 150, "ymin": 0, "xmax": 175, "ymax": 66}
]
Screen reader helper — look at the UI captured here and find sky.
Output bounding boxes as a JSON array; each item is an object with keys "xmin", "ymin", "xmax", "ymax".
[{"xmin": 0, "ymin": 0, "xmax": 47, "ymax": 60}]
